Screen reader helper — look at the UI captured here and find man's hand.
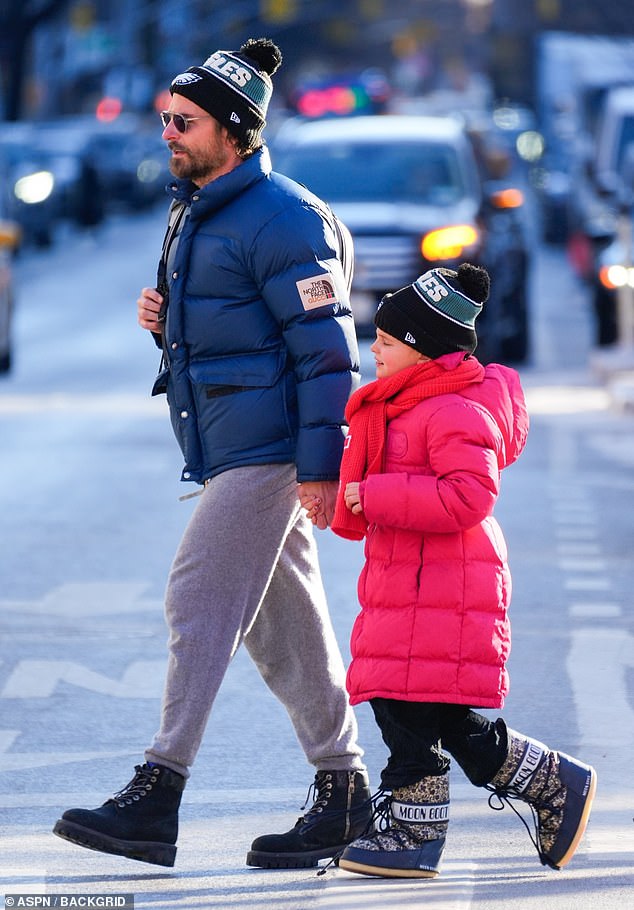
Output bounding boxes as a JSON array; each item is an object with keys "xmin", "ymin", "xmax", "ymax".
[
  {"xmin": 298, "ymin": 481, "xmax": 339, "ymax": 530},
  {"xmin": 137, "ymin": 287, "xmax": 164, "ymax": 333}
]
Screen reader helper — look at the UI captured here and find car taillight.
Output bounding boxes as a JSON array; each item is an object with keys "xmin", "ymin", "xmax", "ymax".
[
  {"xmin": 489, "ymin": 188, "xmax": 524, "ymax": 209},
  {"xmin": 0, "ymin": 219, "xmax": 21, "ymax": 249},
  {"xmin": 421, "ymin": 225, "xmax": 479, "ymax": 260}
]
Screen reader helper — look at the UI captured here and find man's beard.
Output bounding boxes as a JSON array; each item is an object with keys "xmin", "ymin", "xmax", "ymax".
[{"xmin": 168, "ymin": 141, "xmax": 230, "ymax": 184}]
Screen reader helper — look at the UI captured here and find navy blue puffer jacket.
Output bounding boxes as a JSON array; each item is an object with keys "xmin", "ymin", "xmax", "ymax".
[{"xmin": 153, "ymin": 147, "xmax": 360, "ymax": 485}]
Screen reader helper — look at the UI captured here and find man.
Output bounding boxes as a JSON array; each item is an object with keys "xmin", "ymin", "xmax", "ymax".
[{"xmin": 53, "ymin": 37, "xmax": 371, "ymax": 870}]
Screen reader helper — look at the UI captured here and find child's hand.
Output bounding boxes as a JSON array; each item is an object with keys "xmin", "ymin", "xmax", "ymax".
[{"xmin": 344, "ymin": 482, "xmax": 363, "ymax": 515}]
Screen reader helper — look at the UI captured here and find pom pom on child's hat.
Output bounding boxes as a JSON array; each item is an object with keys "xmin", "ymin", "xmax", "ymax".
[
  {"xmin": 169, "ymin": 38, "xmax": 282, "ymax": 147},
  {"xmin": 374, "ymin": 262, "xmax": 490, "ymax": 358}
]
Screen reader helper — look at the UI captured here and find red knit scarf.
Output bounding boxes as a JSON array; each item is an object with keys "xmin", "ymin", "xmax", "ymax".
[{"xmin": 332, "ymin": 356, "xmax": 485, "ymax": 540}]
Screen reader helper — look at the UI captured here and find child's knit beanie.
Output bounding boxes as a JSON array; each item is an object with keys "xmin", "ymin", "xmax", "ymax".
[{"xmin": 374, "ymin": 262, "xmax": 490, "ymax": 358}]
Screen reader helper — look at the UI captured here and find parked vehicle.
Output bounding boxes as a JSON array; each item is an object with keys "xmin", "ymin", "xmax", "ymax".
[
  {"xmin": 532, "ymin": 145, "xmax": 574, "ymax": 244},
  {"xmin": 589, "ymin": 146, "xmax": 634, "ymax": 346},
  {"xmin": 594, "ymin": 86, "xmax": 634, "ymax": 196},
  {"xmin": 0, "ymin": 210, "xmax": 21, "ymax": 373},
  {"xmin": 593, "ymin": 232, "xmax": 629, "ymax": 345},
  {"xmin": 31, "ymin": 122, "xmax": 107, "ymax": 229},
  {"xmin": 566, "ymin": 85, "xmax": 634, "ymax": 344},
  {"xmin": 0, "ymin": 127, "xmax": 58, "ymax": 247},
  {"xmin": 33, "ymin": 114, "xmax": 170, "ymax": 221},
  {"xmin": 84, "ymin": 128, "xmax": 170, "ymax": 210},
  {"xmin": 272, "ymin": 114, "xmax": 530, "ymax": 362}
]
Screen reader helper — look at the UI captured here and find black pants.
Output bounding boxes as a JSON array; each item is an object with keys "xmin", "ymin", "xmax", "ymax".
[{"xmin": 371, "ymin": 698, "xmax": 509, "ymax": 789}]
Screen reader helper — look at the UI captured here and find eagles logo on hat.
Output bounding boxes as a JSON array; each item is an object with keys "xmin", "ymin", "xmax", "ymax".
[
  {"xmin": 170, "ymin": 37, "xmax": 282, "ymax": 148},
  {"xmin": 374, "ymin": 262, "xmax": 490, "ymax": 358}
]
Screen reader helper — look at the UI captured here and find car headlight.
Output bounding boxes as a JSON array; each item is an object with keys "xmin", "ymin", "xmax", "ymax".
[
  {"xmin": 599, "ymin": 264, "xmax": 634, "ymax": 290},
  {"xmin": 14, "ymin": 170, "xmax": 55, "ymax": 204},
  {"xmin": 516, "ymin": 130, "xmax": 544, "ymax": 163},
  {"xmin": 421, "ymin": 225, "xmax": 479, "ymax": 260},
  {"xmin": 137, "ymin": 158, "xmax": 162, "ymax": 184}
]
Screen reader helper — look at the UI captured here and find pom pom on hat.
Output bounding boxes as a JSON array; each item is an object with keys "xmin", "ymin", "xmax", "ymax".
[
  {"xmin": 238, "ymin": 38, "xmax": 282, "ymax": 76},
  {"xmin": 169, "ymin": 38, "xmax": 282, "ymax": 147},
  {"xmin": 374, "ymin": 262, "xmax": 490, "ymax": 358}
]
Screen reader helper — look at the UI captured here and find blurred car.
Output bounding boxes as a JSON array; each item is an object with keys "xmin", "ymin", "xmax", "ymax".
[
  {"xmin": 588, "ymin": 146, "xmax": 634, "ymax": 346},
  {"xmin": 272, "ymin": 114, "xmax": 530, "ymax": 362},
  {"xmin": 0, "ymin": 126, "xmax": 58, "ymax": 247},
  {"xmin": 0, "ymin": 211, "xmax": 21, "ymax": 373},
  {"xmin": 593, "ymin": 85, "xmax": 634, "ymax": 196},
  {"xmin": 84, "ymin": 127, "xmax": 171, "ymax": 210},
  {"xmin": 491, "ymin": 102, "xmax": 541, "ymax": 171},
  {"xmin": 31, "ymin": 122, "xmax": 107, "ymax": 229},
  {"xmin": 592, "ymin": 232, "xmax": 630, "ymax": 345},
  {"xmin": 33, "ymin": 115, "xmax": 170, "ymax": 221},
  {"xmin": 531, "ymin": 145, "xmax": 574, "ymax": 244},
  {"xmin": 566, "ymin": 86, "xmax": 634, "ymax": 344}
]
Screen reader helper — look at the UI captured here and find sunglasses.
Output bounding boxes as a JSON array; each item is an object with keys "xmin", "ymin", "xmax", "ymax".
[{"xmin": 160, "ymin": 111, "xmax": 212, "ymax": 133}]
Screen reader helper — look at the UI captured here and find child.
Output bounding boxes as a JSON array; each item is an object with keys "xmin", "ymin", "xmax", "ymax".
[{"xmin": 323, "ymin": 263, "xmax": 597, "ymax": 879}]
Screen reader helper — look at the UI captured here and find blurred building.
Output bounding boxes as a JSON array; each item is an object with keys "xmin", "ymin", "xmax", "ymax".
[{"xmin": 16, "ymin": 0, "xmax": 634, "ymax": 122}]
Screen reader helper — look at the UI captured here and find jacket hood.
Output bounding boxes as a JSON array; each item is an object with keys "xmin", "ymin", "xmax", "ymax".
[
  {"xmin": 470, "ymin": 361, "xmax": 529, "ymax": 468},
  {"xmin": 409, "ymin": 353, "xmax": 528, "ymax": 469}
]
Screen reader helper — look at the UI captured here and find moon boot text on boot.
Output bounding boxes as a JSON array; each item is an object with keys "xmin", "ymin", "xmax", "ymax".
[
  {"xmin": 487, "ymin": 728, "xmax": 597, "ymax": 869},
  {"xmin": 339, "ymin": 773, "xmax": 449, "ymax": 878}
]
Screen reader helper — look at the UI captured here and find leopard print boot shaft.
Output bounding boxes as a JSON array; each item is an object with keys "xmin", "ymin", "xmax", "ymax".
[{"xmin": 339, "ymin": 773, "xmax": 449, "ymax": 878}]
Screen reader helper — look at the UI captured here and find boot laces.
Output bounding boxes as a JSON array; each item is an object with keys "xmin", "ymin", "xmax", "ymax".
[
  {"xmin": 367, "ymin": 787, "xmax": 393, "ymax": 833},
  {"xmin": 300, "ymin": 773, "xmax": 334, "ymax": 820},
  {"xmin": 112, "ymin": 764, "xmax": 159, "ymax": 807},
  {"xmin": 486, "ymin": 775, "xmax": 565, "ymax": 865},
  {"xmin": 316, "ymin": 787, "xmax": 390, "ymax": 877}
]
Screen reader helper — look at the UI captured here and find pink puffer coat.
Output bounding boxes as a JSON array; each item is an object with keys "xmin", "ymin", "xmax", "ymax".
[{"xmin": 346, "ymin": 358, "xmax": 529, "ymax": 709}]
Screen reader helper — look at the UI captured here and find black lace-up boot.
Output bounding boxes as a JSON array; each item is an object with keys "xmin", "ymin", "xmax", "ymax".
[
  {"xmin": 53, "ymin": 763, "xmax": 186, "ymax": 867},
  {"xmin": 486, "ymin": 728, "xmax": 597, "ymax": 869},
  {"xmin": 246, "ymin": 770, "xmax": 373, "ymax": 868}
]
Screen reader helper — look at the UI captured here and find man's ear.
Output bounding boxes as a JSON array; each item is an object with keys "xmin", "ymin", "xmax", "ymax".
[{"xmin": 221, "ymin": 126, "xmax": 239, "ymax": 150}]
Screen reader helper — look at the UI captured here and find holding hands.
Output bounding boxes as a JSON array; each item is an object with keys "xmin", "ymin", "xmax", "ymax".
[
  {"xmin": 298, "ymin": 480, "xmax": 339, "ymax": 529},
  {"xmin": 299, "ymin": 480, "xmax": 363, "ymax": 525}
]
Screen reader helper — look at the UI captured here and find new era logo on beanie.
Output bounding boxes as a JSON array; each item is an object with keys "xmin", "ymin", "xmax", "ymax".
[
  {"xmin": 375, "ymin": 262, "xmax": 490, "ymax": 359},
  {"xmin": 170, "ymin": 38, "xmax": 282, "ymax": 148}
]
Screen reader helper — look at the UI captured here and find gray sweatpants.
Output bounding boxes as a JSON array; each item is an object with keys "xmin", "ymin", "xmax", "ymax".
[{"xmin": 145, "ymin": 463, "xmax": 365, "ymax": 779}]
